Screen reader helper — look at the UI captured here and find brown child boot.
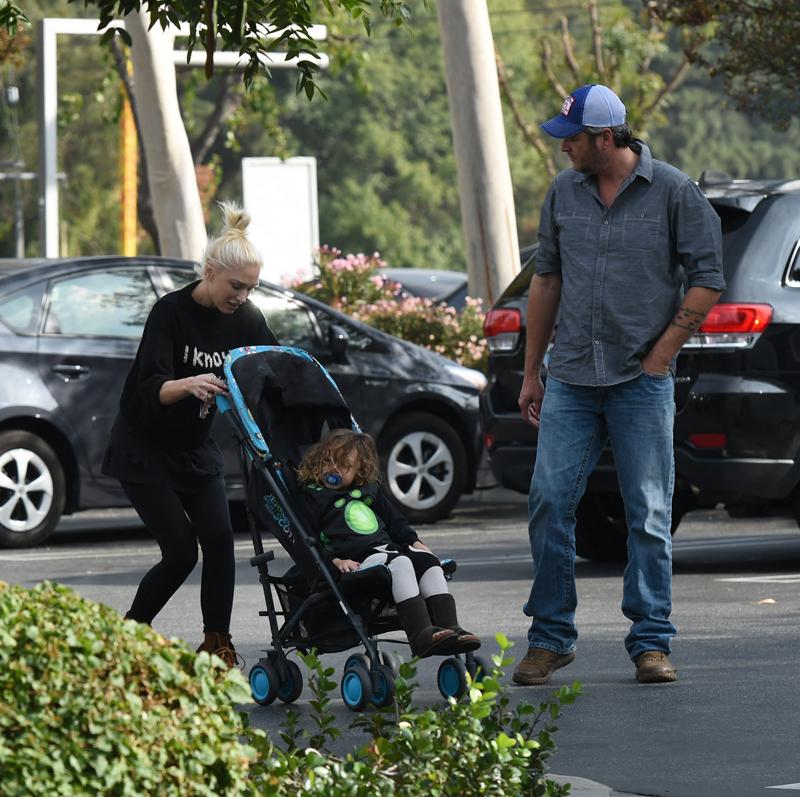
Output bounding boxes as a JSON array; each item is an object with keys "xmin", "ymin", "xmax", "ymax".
[
  {"xmin": 196, "ymin": 631, "xmax": 243, "ymax": 669},
  {"xmin": 395, "ymin": 595, "xmax": 458, "ymax": 658},
  {"xmin": 426, "ymin": 593, "xmax": 481, "ymax": 653}
]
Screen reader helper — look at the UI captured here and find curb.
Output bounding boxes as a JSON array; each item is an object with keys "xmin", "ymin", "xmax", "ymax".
[{"xmin": 549, "ymin": 774, "xmax": 646, "ymax": 797}]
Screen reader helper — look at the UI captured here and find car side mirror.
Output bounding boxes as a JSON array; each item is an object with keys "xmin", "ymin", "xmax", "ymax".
[{"xmin": 328, "ymin": 324, "xmax": 350, "ymax": 361}]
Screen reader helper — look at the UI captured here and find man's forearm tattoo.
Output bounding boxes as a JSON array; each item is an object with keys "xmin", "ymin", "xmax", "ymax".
[{"xmin": 670, "ymin": 306, "xmax": 706, "ymax": 332}]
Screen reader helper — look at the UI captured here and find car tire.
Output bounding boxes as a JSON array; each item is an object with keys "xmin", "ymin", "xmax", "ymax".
[
  {"xmin": 574, "ymin": 489, "xmax": 686, "ymax": 563},
  {"xmin": 0, "ymin": 430, "xmax": 66, "ymax": 548},
  {"xmin": 379, "ymin": 412, "xmax": 467, "ymax": 524}
]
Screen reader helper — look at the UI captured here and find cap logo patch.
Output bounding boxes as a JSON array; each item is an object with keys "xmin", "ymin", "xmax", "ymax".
[{"xmin": 560, "ymin": 96, "xmax": 575, "ymax": 116}]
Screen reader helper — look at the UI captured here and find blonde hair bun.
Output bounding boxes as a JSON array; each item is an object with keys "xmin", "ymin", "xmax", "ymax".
[
  {"xmin": 199, "ymin": 199, "xmax": 262, "ymax": 275},
  {"xmin": 219, "ymin": 201, "xmax": 251, "ymax": 236}
]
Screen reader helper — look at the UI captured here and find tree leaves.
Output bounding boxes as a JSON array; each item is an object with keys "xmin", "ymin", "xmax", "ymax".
[{"xmin": 652, "ymin": 0, "xmax": 800, "ymax": 127}]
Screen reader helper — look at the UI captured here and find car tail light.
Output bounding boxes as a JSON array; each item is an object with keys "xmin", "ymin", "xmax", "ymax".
[
  {"xmin": 483, "ymin": 433, "xmax": 495, "ymax": 450},
  {"xmin": 484, "ymin": 307, "xmax": 521, "ymax": 352},
  {"xmin": 684, "ymin": 303, "xmax": 773, "ymax": 350},
  {"xmin": 688, "ymin": 433, "xmax": 727, "ymax": 449}
]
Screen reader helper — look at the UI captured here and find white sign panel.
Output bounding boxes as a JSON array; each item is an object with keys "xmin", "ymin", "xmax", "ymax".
[{"xmin": 241, "ymin": 157, "xmax": 319, "ymax": 285}]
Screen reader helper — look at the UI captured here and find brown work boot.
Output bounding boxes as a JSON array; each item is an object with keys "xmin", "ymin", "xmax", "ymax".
[
  {"xmin": 512, "ymin": 647, "xmax": 575, "ymax": 686},
  {"xmin": 634, "ymin": 651, "xmax": 677, "ymax": 683},
  {"xmin": 196, "ymin": 631, "xmax": 244, "ymax": 670}
]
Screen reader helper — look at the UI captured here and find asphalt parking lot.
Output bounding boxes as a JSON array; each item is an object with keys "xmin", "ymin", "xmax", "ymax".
[{"xmin": 2, "ymin": 489, "xmax": 799, "ymax": 797}]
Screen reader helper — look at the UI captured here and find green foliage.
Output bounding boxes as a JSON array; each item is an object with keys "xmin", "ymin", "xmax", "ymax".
[
  {"xmin": 57, "ymin": 0, "xmax": 416, "ymax": 94},
  {"xmin": 245, "ymin": 634, "xmax": 581, "ymax": 796},
  {"xmin": 0, "ymin": 580, "xmax": 257, "ymax": 797},
  {"xmin": 0, "ymin": 581, "xmax": 581, "ymax": 796},
  {"xmin": 0, "ymin": 2, "xmax": 28, "ymax": 35},
  {"xmin": 652, "ymin": 0, "xmax": 800, "ymax": 126},
  {"xmin": 293, "ymin": 246, "xmax": 487, "ymax": 370}
]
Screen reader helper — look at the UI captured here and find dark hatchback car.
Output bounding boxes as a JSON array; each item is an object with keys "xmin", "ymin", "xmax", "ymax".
[
  {"xmin": 0, "ymin": 257, "xmax": 485, "ymax": 548},
  {"xmin": 380, "ymin": 268, "xmax": 469, "ymax": 310},
  {"xmin": 480, "ymin": 176, "xmax": 800, "ymax": 560}
]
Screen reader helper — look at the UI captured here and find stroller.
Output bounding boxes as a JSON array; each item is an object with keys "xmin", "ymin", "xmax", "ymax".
[{"xmin": 217, "ymin": 345, "xmax": 489, "ymax": 711}]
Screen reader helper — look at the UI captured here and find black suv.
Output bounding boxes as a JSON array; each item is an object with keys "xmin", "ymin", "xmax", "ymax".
[{"xmin": 480, "ymin": 176, "xmax": 800, "ymax": 560}]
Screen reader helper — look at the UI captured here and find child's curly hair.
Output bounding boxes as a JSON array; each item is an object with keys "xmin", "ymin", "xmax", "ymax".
[{"xmin": 297, "ymin": 429, "xmax": 381, "ymax": 486}]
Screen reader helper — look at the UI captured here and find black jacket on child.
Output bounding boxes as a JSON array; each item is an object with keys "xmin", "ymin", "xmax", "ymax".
[{"xmin": 299, "ymin": 482, "xmax": 419, "ymax": 563}]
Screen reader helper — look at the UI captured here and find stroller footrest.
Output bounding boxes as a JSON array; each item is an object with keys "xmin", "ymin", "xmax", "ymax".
[{"xmin": 250, "ymin": 551, "xmax": 275, "ymax": 567}]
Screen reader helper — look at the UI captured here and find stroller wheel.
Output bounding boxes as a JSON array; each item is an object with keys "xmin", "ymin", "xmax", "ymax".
[
  {"xmin": 341, "ymin": 666, "xmax": 372, "ymax": 712},
  {"xmin": 370, "ymin": 664, "xmax": 396, "ymax": 709},
  {"xmin": 437, "ymin": 657, "xmax": 468, "ymax": 700},
  {"xmin": 344, "ymin": 653, "xmax": 370, "ymax": 673},
  {"xmin": 466, "ymin": 655, "xmax": 492, "ymax": 684},
  {"xmin": 277, "ymin": 659, "xmax": 304, "ymax": 704},
  {"xmin": 250, "ymin": 661, "xmax": 279, "ymax": 706}
]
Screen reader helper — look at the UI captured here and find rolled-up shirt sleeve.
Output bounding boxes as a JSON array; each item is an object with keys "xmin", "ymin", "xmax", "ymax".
[
  {"xmin": 535, "ymin": 184, "xmax": 562, "ymax": 277},
  {"xmin": 135, "ymin": 302, "xmax": 177, "ymax": 414},
  {"xmin": 672, "ymin": 179, "xmax": 726, "ymax": 291}
]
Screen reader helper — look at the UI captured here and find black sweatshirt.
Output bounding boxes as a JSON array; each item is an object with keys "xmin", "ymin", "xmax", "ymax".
[
  {"xmin": 102, "ymin": 281, "xmax": 277, "ymax": 489},
  {"xmin": 298, "ymin": 482, "xmax": 419, "ymax": 563}
]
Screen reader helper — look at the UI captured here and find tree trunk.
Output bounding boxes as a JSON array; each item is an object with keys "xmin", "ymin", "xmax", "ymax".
[
  {"xmin": 125, "ymin": 10, "xmax": 207, "ymax": 259},
  {"xmin": 437, "ymin": 1, "xmax": 520, "ymax": 304}
]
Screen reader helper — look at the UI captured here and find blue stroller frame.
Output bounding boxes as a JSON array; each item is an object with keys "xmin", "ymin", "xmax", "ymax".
[{"xmin": 218, "ymin": 345, "xmax": 488, "ymax": 710}]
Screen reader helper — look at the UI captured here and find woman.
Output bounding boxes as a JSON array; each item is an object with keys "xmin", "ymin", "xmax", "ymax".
[{"xmin": 103, "ymin": 202, "xmax": 277, "ymax": 666}]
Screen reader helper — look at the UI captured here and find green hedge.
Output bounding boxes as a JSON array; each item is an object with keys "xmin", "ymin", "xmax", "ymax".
[
  {"xmin": 0, "ymin": 581, "xmax": 255, "ymax": 796},
  {"xmin": 0, "ymin": 582, "xmax": 580, "ymax": 797}
]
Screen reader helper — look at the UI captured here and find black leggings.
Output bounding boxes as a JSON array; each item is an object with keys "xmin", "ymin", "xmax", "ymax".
[{"xmin": 122, "ymin": 481, "xmax": 235, "ymax": 633}]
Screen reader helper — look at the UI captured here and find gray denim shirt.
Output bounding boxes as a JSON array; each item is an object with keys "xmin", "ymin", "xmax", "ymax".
[{"xmin": 536, "ymin": 141, "xmax": 725, "ymax": 386}]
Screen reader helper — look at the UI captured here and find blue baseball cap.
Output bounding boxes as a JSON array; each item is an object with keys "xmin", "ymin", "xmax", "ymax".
[{"xmin": 540, "ymin": 84, "xmax": 626, "ymax": 139}]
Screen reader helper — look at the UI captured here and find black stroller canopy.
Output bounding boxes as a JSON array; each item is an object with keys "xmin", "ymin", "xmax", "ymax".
[{"xmin": 228, "ymin": 347, "xmax": 355, "ymax": 465}]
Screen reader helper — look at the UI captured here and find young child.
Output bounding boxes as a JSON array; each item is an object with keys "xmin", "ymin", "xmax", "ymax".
[{"xmin": 297, "ymin": 429, "xmax": 480, "ymax": 658}]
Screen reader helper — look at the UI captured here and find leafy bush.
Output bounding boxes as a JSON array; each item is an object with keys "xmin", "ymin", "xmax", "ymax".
[
  {"xmin": 293, "ymin": 246, "xmax": 488, "ymax": 371},
  {"xmin": 0, "ymin": 582, "xmax": 579, "ymax": 797},
  {"xmin": 245, "ymin": 634, "xmax": 581, "ymax": 797},
  {"xmin": 0, "ymin": 581, "xmax": 256, "ymax": 797}
]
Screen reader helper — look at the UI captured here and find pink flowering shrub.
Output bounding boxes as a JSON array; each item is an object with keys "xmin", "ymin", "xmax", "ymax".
[{"xmin": 292, "ymin": 246, "xmax": 488, "ymax": 371}]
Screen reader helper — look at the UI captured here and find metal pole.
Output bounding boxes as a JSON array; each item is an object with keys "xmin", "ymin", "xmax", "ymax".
[{"xmin": 37, "ymin": 19, "xmax": 59, "ymax": 258}]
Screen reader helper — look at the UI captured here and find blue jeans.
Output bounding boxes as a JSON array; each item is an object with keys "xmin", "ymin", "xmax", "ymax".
[{"xmin": 524, "ymin": 373, "xmax": 677, "ymax": 660}]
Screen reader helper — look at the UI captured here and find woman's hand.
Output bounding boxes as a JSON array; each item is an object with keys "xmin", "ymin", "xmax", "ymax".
[
  {"xmin": 185, "ymin": 373, "xmax": 228, "ymax": 402},
  {"xmin": 332, "ymin": 557, "xmax": 360, "ymax": 573},
  {"xmin": 411, "ymin": 540, "xmax": 432, "ymax": 553}
]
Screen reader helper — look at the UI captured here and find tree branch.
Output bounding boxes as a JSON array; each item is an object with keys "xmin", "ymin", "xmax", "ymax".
[
  {"xmin": 190, "ymin": 72, "xmax": 244, "ymax": 164},
  {"xmin": 560, "ymin": 17, "xmax": 581, "ymax": 84},
  {"xmin": 644, "ymin": 56, "xmax": 691, "ymax": 115},
  {"xmin": 542, "ymin": 39, "xmax": 569, "ymax": 98},
  {"xmin": 588, "ymin": 0, "xmax": 605, "ymax": 77},
  {"xmin": 495, "ymin": 52, "xmax": 556, "ymax": 179}
]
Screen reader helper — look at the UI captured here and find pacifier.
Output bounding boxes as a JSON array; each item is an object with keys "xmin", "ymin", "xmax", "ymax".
[{"xmin": 324, "ymin": 472, "xmax": 343, "ymax": 487}]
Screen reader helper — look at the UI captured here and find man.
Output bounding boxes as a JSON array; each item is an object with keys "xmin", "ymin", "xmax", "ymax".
[{"xmin": 513, "ymin": 84, "xmax": 725, "ymax": 686}]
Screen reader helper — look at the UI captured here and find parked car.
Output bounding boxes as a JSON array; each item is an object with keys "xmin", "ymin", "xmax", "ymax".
[
  {"xmin": 0, "ymin": 256, "xmax": 485, "ymax": 548},
  {"xmin": 480, "ymin": 175, "xmax": 800, "ymax": 561},
  {"xmin": 380, "ymin": 268, "xmax": 469, "ymax": 309}
]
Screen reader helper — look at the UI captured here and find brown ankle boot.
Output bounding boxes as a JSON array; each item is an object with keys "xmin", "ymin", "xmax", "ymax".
[
  {"xmin": 196, "ymin": 631, "xmax": 243, "ymax": 669},
  {"xmin": 425, "ymin": 593, "xmax": 481, "ymax": 653},
  {"xmin": 395, "ymin": 595, "xmax": 458, "ymax": 658}
]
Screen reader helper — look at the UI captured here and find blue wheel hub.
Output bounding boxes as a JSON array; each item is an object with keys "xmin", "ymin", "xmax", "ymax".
[
  {"xmin": 342, "ymin": 670, "xmax": 364, "ymax": 705},
  {"xmin": 251, "ymin": 667, "xmax": 270, "ymax": 702}
]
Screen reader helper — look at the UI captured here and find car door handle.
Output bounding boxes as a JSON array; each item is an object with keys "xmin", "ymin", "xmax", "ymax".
[{"xmin": 51, "ymin": 364, "xmax": 91, "ymax": 377}]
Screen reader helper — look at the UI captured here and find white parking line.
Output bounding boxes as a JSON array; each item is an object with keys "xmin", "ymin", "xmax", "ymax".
[
  {"xmin": 766, "ymin": 783, "xmax": 800, "ymax": 790},
  {"xmin": 717, "ymin": 574, "xmax": 800, "ymax": 584}
]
